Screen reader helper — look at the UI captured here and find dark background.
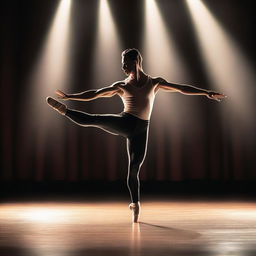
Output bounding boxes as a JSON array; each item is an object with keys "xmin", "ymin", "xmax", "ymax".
[{"xmin": 1, "ymin": 0, "xmax": 256, "ymax": 197}]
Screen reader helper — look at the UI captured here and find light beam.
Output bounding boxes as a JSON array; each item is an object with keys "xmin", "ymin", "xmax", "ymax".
[
  {"xmin": 143, "ymin": 0, "xmax": 188, "ymax": 81},
  {"xmin": 186, "ymin": 0, "xmax": 256, "ymax": 128},
  {"xmin": 143, "ymin": 0, "xmax": 201, "ymax": 180},
  {"xmin": 93, "ymin": 0, "xmax": 122, "ymax": 86},
  {"xmin": 21, "ymin": 0, "xmax": 72, "ymax": 179}
]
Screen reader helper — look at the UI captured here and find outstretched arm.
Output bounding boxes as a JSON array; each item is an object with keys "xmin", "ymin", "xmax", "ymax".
[
  {"xmin": 156, "ymin": 77, "xmax": 226, "ymax": 102},
  {"xmin": 55, "ymin": 82, "xmax": 123, "ymax": 101}
]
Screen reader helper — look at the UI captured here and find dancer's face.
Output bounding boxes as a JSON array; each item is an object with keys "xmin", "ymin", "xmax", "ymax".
[{"xmin": 122, "ymin": 56, "xmax": 136, "ymax": 76}]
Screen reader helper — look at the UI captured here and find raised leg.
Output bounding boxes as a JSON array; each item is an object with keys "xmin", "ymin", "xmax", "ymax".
[
  {"xmin": 65, "ymin": 109, "xmax": 131, "ymax": 136},
  {"xmin": 46, "ymin": 97, "xmax": 133, "ymax": 137}
]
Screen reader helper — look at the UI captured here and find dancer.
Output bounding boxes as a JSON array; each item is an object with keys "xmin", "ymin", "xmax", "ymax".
[{"xmin": 46, "ymin": 48, "xmax": 226, "ymax": 222}]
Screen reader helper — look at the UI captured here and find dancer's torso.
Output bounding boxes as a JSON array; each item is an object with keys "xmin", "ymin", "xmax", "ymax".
[{"xmin": 117, "ymin": 76, "xmax": 159, "ymax": 121}]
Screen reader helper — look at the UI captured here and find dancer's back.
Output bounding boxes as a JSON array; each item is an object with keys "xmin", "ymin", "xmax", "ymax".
[{"xmin": 117, "ymin": 76, "xmax": 158, "ymax": 121}]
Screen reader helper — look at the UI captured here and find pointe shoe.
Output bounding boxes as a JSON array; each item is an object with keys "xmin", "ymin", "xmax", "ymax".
[
  {"xmin": 129, "ymin": 202, "xmax": 140, "ymax": 223},
  {"xmin": 46, "ymin": 97, "xmax": 67, "ymax": 115}
]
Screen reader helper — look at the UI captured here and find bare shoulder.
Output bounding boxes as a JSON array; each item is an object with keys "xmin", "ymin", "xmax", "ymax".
[
  {"xmin": 150, "ymin": 76, "xmax": 174, "ymax": 94},
  {"xmin": 95, "ymin": 81, "xmax": 125, "ymax": 97},
  {"xmin": 110, "ymin": 80, "xmax": 126, "ymax": 96},
  {"xmin": 111, "ymin": 80, "xmax": 126, "ymax": 88},
  {"xmin": 150, "ymin": 76, "xmax": 167, "ymax": 86}
]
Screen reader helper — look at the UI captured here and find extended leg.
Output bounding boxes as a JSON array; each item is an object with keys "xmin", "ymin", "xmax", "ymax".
[
  {"xmin": 46, "ymin": 97, "xmax": 132, "ymax": 137},
  {"xmin": 65, "ymin": 109, "xmax": 130, "ymax": 136}
]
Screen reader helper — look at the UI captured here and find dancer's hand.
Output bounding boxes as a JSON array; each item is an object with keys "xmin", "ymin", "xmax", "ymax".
[
  {"xmin": 206, "ymin": 91, "xmax": 227, "ymax": 102},
  {"xmin": 55, "ymin": 89, "xmax": 69, "ymax": 100}
]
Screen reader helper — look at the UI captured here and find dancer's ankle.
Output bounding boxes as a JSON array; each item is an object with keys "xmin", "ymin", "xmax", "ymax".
[{"xmin": 129, "ymin": 201, "xmax": 140, "ymax": 223}]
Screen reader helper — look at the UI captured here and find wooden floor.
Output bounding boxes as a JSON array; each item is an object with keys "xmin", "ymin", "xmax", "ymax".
[{"xmin": 0, "ymin": 198, "xmax": 255, "ymax": 256}]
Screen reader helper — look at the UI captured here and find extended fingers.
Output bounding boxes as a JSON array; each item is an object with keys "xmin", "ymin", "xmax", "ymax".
[
  {"xmin": 55, "ymin": 89, "xmax": 63, "ymax": 95},
  {"xmin": 216, "ymin": 94, "xmax": 227, "ymax": 99},
  {"xmin": 55, "ymin": 90, "xmax": 65, "ymax": 98}
]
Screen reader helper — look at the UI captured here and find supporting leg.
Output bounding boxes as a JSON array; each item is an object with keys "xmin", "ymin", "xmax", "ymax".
[{"xmin": 126, "ymin": 129, "xmax": 149, "ymax": 222}]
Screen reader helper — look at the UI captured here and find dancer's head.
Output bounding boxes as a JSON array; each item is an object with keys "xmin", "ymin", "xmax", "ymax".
[{"xmin": 121, "ymin": 48, "xmax": 143, "ymax": 76}]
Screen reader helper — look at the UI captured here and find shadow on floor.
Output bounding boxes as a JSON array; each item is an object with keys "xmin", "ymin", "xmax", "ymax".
[{"xmin": 139, "ymin": 221, "xmax": 201, "ymax": 240}]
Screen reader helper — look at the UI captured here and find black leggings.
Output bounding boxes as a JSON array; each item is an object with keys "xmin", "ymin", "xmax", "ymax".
[{"xmin": 65, "ymin": 109, "xmax": 150, "ymax": 203}]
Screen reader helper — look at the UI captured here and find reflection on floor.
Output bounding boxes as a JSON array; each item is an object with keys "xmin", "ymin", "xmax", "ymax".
[{"xmin": 0, "ymin": 198, "xmax": 256, "ymax": 256}]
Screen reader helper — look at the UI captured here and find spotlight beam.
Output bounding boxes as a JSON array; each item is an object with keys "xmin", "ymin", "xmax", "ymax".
[
  {"xmin": 93, "ymin": 0, "xmax": 123, "ymax": 180},
  {"xmin": 143, "ymin": 0, "xmax": 198, "ymax": 130},
  {"xmin": 186, "ymin": 0, "xmax": 255, "ymax": 125},
  {"xmin": 21, "ymin": 0, "xmax": 72, "ymax": 179},
  {"xmin": 143, "ymin": 0, "xmax": 188, "ymax": 81},
  {"xmin": 93, "ymin": 0, "xmax": 122, "ymax": 86},
  {"xmin": 34, "ymin": 0, "xmax": 72, "ymax": 94}
]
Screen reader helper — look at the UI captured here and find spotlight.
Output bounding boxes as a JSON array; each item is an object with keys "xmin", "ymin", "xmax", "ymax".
[
  {"xmin": 143, "ymin": 0, "xmax": 197, "ymax": 129},
  {"xmin": 143, "ymin": 0, "xmax": 199, "ymax": 180},
  {"xmin": 22, "ymin": 0, "xmax": 72, "ymax": 177},
  {"xmin": 186, "ymin": 0, "xmax": 255, "ymax": 127},
  {"xmin": 93, "ymin": 0, "xmax": 122, "ymax": 86},
  {"xmin": 143, "ymin": 0, "xmax": 188, "ymax": 81}
]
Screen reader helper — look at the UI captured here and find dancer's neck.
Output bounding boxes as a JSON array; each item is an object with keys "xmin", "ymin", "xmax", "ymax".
[{"xmin": 128, "ymin": 70, "xmax": 146, "ymax": 83}]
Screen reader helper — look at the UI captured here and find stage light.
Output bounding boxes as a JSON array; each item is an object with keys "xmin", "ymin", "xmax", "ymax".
[
  {"xmin": 32, "ymin": 0, "xmax": 72, "ymax": 96},
  {"xmin": 186, "ymin": 0, "xmax": 256, "ymax": 128},
  {"xmin": 143, "ymin": 0, "xmax": 200, "ymax": 180},
  {"xmin": 143, "ymin": 0, "xmax": 188, "ymax": 81},
  {"xmin": 27, "ymin": 0, "xmax": 72, "ymax": 127},
  {"xmin": 93, "ymin": 0, "xmax": 122, "ymax": 86},
  {"xmin": 21, "ymin": 0, "xmax": 72, "ymax": 178},
  {"xmin": 92, "ymin": 0, "xmax": 123, "ymax": 180}
]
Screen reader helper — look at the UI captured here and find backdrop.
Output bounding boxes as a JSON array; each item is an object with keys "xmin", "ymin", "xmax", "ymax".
[{"xmin": 1, "ymin": 0, "xmax": 256, "ymax": 183}]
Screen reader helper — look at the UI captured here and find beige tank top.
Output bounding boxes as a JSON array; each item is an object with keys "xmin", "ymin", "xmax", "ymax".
[{"xmin": 117, "ymin": 76, "xmax": 158, "ymax": 120}]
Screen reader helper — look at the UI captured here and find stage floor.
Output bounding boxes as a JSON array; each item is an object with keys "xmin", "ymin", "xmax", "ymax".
[{"xmin": 0, "ymin": 198, "xmax": 255, "ymax": 256}]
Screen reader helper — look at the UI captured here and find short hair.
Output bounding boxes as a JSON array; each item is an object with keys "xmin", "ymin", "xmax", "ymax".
[{"xmin": 121, "ymin": 48, "xmax": 143, "ymax": 67}]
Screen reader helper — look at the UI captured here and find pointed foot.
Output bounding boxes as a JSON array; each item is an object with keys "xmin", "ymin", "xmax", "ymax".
[
  {"xmin": 129, "ymin": 201, "xmax": 140, "ymax": 223},
  {"xmin": 46, "ymin": 97, "xmax": 67, "ymax": 115}
]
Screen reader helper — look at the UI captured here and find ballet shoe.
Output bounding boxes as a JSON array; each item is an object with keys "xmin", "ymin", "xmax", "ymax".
[
  {"xmin": 129, "ymin": 201, "xmax": 140, "ymax": 223},
  {"xmin": 46, "ymin": 97, "xmax": 67, "ymax": 115}
]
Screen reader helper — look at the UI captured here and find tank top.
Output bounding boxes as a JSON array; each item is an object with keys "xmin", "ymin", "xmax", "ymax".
[{"xmin": 117, "ymin": 76, "xmax": 158, "ymax": 121}]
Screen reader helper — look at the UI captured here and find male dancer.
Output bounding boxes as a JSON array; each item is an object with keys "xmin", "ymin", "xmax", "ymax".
[{"xmin": 46, "ymin": 48, "xmax": 226, "ymax": 222}]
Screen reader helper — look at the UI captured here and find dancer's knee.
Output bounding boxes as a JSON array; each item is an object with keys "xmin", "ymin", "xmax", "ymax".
[{"xmin": 65, "ymin": 109, "xmax": 93, "ymax": 126}]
